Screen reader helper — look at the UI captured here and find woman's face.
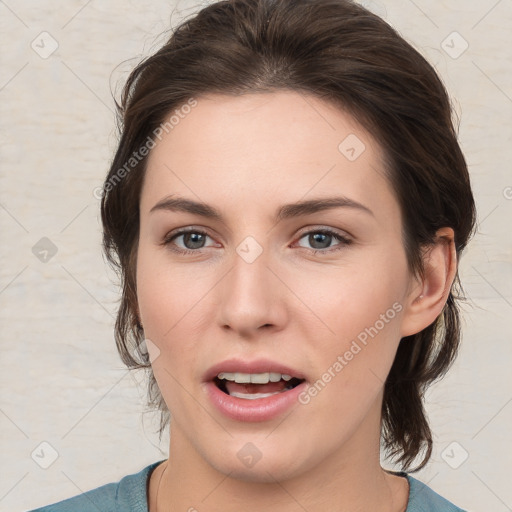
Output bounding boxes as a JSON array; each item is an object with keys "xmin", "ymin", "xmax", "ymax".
[{"xmin": 137, "ymin": 91, "xmax": 417, "ymax": 481}]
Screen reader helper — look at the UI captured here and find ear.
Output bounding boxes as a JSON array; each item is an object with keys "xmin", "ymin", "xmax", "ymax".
[{"xmin": 400, "ymin": 227, "xmax": 457, "ymax": 337}]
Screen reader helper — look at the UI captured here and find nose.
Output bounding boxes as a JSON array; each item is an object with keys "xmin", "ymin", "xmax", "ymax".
[{"xmin": 216, "ymin": 243, "xmax": 287, "ymax": 337}]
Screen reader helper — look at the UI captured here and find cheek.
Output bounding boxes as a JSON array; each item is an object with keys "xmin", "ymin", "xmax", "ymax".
[
  {"xmin": 136, "ymin": 245, "xmax": 218, "ymax": 383},
  {"xmin": 292, "ymin": 249, "xmax": 409, "ymax": 340},
  {"xmin": 137, "ymin": 245, "xmax": 202, "ymax": 336},
  {"xmin": 293, "ymin": 250, "xmax": 408, "ymax": 401},
  {"xmin": 136, "ymin": 248, "xmax": 205, "ymax": 413}
]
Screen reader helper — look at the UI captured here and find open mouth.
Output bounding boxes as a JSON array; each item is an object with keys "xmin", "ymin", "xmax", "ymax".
[{"xmin": 213, "ymin": 372, "xmax": 305, "ymax": 399}]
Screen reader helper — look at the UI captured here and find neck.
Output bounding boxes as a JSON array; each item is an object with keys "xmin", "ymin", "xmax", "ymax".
[{"xmin": 153, "ymin": 399, "xmax": 408, "ymax": 512}]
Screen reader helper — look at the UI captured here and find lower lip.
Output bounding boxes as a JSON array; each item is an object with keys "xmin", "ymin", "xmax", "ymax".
[{"xmin": 204, "ymin": 380, "xmax": 307, "ymax": 422}]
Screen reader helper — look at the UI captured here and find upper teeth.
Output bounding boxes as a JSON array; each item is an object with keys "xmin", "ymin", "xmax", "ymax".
[{"xmin": 217, "ymin": 372, "xmax": 293, "ymax": 384}]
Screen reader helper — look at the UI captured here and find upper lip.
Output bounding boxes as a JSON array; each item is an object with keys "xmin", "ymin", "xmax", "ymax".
[{"xmin": 204, "ymin": 358, "xmax": 306, "ymax": 382}]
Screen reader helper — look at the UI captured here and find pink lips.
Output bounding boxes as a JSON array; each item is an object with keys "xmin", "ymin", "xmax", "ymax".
[{"xmin": 202, "ymin": 358, "xmax": 307, "ymax": 422}]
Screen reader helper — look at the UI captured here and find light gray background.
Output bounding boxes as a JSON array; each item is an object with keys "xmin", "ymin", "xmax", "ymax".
[{"xmin": 1, "ymin": 1, "xmax": 511, "ymax": 511}]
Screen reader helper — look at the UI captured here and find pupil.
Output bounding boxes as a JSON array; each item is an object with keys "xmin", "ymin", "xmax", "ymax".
[
  {"xmin": 310, "ymin": 232, "xmax": 331, "ymax": 249},
  {"xmin": 185, "ymin": 232, "xmax": 205, "ymax": 249}
]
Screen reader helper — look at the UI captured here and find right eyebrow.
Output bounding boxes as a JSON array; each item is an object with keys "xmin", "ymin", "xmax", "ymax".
[{"xmin": 150, "ymin": 196, "xmax": 222, "ymax": 220}]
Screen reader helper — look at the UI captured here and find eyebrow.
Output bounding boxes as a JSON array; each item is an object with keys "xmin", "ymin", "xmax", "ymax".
[{"xmin": 149, "ymin": 195, "xmax": 374, "ymax": 221}]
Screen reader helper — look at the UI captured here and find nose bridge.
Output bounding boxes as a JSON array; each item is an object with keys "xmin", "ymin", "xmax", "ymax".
[{"xmin": 217, "ymin": 235, "xmax": 284, "ymax": 333}]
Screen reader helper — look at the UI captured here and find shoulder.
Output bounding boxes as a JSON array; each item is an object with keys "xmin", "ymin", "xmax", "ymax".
[
  {"xmin": 27, "ymin": 460, "xmax": 165, "ymax": 512},
  {"xmin": 406, "ymin": 474, "xmax": 468, "ymax": 512}
]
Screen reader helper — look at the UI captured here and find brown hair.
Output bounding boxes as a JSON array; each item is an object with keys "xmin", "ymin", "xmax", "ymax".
[{"xmin": 101, "ymin": 0, "xmax": 476, "ymax": 472}]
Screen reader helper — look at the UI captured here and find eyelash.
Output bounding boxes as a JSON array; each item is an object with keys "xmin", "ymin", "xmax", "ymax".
[{"xmin": 161, "ymin": 227, "xmax": 352, "ymax": 256}]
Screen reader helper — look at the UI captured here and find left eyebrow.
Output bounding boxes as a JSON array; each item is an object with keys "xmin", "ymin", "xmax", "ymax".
[
  {"xmin": 149, "ymin": 195, "xmax": 374, "ymax": 221},
  {"xmin": 276, "ymin": 196, "xmax": 374, "ymax": 220}
]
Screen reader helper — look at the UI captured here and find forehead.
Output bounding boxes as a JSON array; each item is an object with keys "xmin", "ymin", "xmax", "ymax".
[{"xmin": 140, "ymin": 91, "xmax": 396, "ymax": 222}]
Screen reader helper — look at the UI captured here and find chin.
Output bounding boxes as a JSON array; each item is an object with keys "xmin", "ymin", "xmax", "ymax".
[
  {"xmin": 213, "ymin": 456, "xmax": 303, "ymax": 484},
  {"xmin": 201, "ymin": 437, "xmax": 315, "ymax": 484}
]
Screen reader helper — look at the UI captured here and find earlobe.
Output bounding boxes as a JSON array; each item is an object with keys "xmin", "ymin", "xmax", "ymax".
[{"xmin": 400, "ymin": 227, "xmax": 457, "ymax": 337}]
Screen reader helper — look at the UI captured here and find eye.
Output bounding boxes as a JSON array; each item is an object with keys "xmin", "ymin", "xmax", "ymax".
[
  {"xmin": 162, "ymin": 228, "xmax": 216, "ymax": 255},
  {"xmin": 295, "ymin": 228, "xmax": 352, "ymax": 254},
  {"xmin": 162, "ymin": 227, "xmax": 352, "ymax": 256}
]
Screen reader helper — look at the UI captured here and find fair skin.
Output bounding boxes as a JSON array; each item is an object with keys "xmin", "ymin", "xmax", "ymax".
[{"xmin": 136, "ymin": 91, "xmax": 457, "ymax": 512}]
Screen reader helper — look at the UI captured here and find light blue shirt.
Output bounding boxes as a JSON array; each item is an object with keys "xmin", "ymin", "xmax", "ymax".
[{"xmin": 28, "ymin": 460, "xmax": 468, "ymax": 511}]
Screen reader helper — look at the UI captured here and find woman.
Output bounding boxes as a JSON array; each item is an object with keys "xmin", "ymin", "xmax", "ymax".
[{"xmin": 31, "ymin": 0, "xmax": 475, "ymax": 510}]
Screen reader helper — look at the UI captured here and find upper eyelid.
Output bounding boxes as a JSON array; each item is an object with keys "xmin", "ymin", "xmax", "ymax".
[{"xmin": 295, "ymin": 225, "xmax": 352, "ymax": 239}]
